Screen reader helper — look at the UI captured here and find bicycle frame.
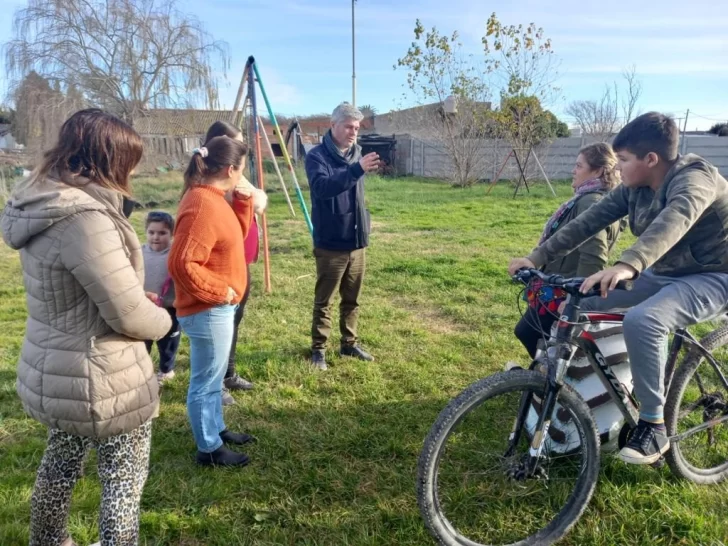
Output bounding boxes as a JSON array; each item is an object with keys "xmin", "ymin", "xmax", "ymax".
[{"xmin": 513, "ymin": 291, "xmax": 728, "ymax": 475}]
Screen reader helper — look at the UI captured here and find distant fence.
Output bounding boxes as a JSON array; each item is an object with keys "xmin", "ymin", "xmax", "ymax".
[{"xmin": 393, "ymin": 134, "xmax": 728, "ymax": 180}]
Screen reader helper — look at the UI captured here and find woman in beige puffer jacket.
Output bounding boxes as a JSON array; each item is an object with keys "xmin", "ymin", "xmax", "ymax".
[{"xmin": 1, "ymin": 109, "xmax": 172, "ymax": 546}]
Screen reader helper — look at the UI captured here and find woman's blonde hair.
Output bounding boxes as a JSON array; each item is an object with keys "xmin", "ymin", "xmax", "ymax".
[{"xmin": 579, "ymin": 142, "xmax": 620, "ymax": 189}]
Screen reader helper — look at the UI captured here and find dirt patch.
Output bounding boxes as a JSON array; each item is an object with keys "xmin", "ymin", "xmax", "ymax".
[{"xmin": 391, "ymin": 297, "xmax": 465, "ymax": 335}]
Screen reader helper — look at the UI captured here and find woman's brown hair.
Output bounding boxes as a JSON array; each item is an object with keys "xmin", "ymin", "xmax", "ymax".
[
  {"xmin": 182, "ymin": 136, "xmax": 248, "ymax": 195},
  {"xmin": 26, "ymin": 108, "xmax": 143, "ymax": 195},
  {"xmin": 579, "ymin": 142, "xmax": 621, "ymax": 190},
  {"xmin": 204, "ymin": 120, "xmax": 242, "ymax": 144}
]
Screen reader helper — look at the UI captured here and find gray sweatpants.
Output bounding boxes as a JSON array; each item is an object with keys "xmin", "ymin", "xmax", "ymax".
[{"xmin": 581, "ymin": 269, "xmax": 728, "ymax": 421}]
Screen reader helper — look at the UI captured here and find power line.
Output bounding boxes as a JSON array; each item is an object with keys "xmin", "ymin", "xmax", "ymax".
[{"xmin": 690, "ymin": 112, "xmax": 728, "ymax": 122}]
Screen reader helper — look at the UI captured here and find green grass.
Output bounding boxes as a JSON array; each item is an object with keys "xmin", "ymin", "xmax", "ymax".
[{"xmin": 1, "ymin": 176, "xmax": 727, "ymax": 546}]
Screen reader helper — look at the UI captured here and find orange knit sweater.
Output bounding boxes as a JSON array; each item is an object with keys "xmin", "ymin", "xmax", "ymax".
[{"xmin": 168, "ymin": 185, "xmax": 254, "ymax": 317}]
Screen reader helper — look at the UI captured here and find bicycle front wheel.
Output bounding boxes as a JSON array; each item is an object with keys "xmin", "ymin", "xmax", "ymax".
[{"xmin": 417, "ymin": 370, "xmax": 600, "ymax": 546}]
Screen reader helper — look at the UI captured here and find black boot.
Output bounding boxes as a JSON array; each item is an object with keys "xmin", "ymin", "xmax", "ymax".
[
  {"xmin": 311, "ymin": 349, "xmax": 328, "ymax": 370},
  {"xmin": 196, "ymin": 446, "xmax": 250, "ymax": 467},
  {"xmin": 340, "ymin": 344, "xmax": 374, "ymax": 361},
  {"xmin": 220, "ymin": 429, "xmax": 257, "ymax": 445}
]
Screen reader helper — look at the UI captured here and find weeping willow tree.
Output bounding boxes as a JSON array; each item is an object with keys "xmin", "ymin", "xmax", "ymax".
[{"xmin": 4, "ymin": 0, "xmax": 230, "ymax": 122}]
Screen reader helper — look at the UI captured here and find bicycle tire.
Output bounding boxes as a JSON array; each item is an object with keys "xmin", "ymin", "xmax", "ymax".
[
  {"xmin": 417, "ymin": 369, "xmax": 601, "ymax": 546},
  {"xmin": 665, "ymin": 324, "xmax": 728, "ymax": 484}
]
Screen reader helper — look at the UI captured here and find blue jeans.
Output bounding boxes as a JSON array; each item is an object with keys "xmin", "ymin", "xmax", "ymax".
[
  {"xmin": 581, "ymin": 270, "xmax": 728, "ymax": 421},
  {"xmin": 178, "ymin": 304, "xmax": 236, "ymax": 452}
]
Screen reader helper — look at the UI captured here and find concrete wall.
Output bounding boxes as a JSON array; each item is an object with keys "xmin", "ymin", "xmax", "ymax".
[{"xmin": 394, "ymin": 134, "xmax": 728, "ymax": 180}]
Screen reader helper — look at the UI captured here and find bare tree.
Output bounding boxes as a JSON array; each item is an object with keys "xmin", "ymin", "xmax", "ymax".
[
  {"xmin": 482, "ymin": 14, "xmax": 559, "ymax": 106},
  {"xmin": 565, "ymin": 84, "xmax": 620, "ymax": 141},
  {"xmin": 11, "ymin": 71, "xmax": 87, "ymax": 154},
  {"xmin": 395, "ymin": 20, "xmax": 493, "ymax": 186},
  {"xmin": 621, "ymin": 64, "xmax": 642, "ymax": 124},
  {"xmin": 566, "ymin": 66, "xmax": 642, "ymax": 139},
  {"xmin": 4, "ymin": 0, "xmax": 229, "ymax": 122},
  {"xmin": 482, "ymin": 12, "xmax": 563, "ymax": 182}
]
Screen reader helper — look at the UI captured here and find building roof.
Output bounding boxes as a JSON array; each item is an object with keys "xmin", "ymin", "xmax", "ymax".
[
  {"xmin": 132, "ymin": 109, "xmax": 245, "ymax": 136},
  {"xmin": 132, "ymin": 109, "xmax": 374, "ymax": 144}
]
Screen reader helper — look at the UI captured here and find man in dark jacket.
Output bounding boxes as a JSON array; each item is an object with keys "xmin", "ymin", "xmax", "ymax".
[{"xmin": 305, "ymin": 102, "xmax": 380, "ymax": 370}]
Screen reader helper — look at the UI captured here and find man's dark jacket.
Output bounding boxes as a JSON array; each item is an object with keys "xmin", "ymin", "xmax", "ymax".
[{"xmin": 305, "ymin": 143, "xmax": 370, "ymax": 251}]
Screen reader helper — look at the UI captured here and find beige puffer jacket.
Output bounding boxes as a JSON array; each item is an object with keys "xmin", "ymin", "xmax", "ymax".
[{"xmin": 1, "ymin": 175, "xmax": 172, "ymax": 438}]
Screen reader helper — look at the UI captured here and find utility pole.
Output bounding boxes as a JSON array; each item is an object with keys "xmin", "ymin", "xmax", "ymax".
[
  {"xmin": 681, "ymin": 109, "xmax": 690, "ymax": 154},
  {"xmin": 352, "ymin": 0, "xmax": 356, "ymax": 107}
]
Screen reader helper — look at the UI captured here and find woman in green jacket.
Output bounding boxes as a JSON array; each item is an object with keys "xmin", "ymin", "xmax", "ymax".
[{"xmin": 514, "ymin": 142, "xmax": 622, "ymax": 357}]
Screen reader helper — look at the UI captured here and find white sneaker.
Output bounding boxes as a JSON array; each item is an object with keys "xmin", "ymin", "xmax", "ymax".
[
  {"xmin": 504, "ymin": 361, "xmax": 523, "ymax": 371},
  {"xmin": 157, "ymin": 370, "xmax": 176, "ymax": 384}
]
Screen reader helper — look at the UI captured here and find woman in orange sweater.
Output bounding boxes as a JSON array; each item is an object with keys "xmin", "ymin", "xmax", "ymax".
[{"xmin": 168, "ymin": 136, "xmax": 255, "ymax": 467}]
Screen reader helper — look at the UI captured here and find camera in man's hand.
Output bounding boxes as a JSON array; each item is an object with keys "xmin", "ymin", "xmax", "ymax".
[{"xmin": 359, "ymin": 152, "xmax": 380, "ymax": 173}]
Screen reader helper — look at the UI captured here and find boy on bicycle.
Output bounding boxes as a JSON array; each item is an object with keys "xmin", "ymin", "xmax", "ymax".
[{"xmin": 509, "ymin": 112, "xmax": 728, "ymax": 465}]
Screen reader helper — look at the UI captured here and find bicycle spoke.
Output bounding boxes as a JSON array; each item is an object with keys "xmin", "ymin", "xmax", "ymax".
[{"xmin": 431, "ymin": 383, "xmax": 593, "ymax": 544}]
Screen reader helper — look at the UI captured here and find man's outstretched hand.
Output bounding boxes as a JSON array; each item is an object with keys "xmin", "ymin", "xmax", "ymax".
[{"xmin": 359, "ymin": 152, "xmax": 380, "ymax": 173}]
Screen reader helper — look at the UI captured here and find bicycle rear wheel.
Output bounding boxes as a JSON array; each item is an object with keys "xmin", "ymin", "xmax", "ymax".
[
  {"xmin": 665, "ymin": 325, "xmax": 728, "ymax": 484},
  {"xmin": 417, "ymin": 370, "xmax": 600, "ymax": 546}
]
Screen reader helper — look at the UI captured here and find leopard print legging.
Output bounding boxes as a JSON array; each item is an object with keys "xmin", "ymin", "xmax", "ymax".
[{"xmin": 29, "ymin": 421, "xmax": 153, "ymax": 546}]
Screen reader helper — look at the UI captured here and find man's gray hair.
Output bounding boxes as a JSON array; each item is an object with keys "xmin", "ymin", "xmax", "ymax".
[{"xmin": 331, "ymin": 102, "xmax": 363, "ymax": 124}]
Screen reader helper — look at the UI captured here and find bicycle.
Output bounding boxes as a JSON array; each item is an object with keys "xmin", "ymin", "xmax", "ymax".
[{"xmin": 417, "ymin": 268, "xmax": 728, "ymax": 546}]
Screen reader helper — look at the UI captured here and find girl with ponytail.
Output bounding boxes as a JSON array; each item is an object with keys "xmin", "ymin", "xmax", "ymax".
[{"xmin": 168, "ymin": 135, "xmax": 256, "ymax": 467}]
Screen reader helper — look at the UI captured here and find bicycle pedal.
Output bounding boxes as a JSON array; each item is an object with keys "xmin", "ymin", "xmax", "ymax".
[{"xmin": 650, "ymin": 457, "xmax": 665, "ymax": 469}]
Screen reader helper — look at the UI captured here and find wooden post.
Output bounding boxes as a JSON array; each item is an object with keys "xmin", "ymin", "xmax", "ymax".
[
  {"xmin": 258, "ymin": 114, "xmax": 296, "ymax": 217},
  {"xmin": 531, "ymin": 151, "xmax": 556, "ymax": 196},
  {"xmin": 248, "ymin": 64, "xmax": 272, "ymax": 294}
]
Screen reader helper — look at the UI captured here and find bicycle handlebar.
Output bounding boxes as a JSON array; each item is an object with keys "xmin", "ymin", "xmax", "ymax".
[{"xmin": 512, "ymin": 268, "xmax": 633, "ymax": 298}]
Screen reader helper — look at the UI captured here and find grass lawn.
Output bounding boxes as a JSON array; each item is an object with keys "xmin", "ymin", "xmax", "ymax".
[{"xmin": 1, "ymin": 176, "xmax": 727, "ymax": 545}]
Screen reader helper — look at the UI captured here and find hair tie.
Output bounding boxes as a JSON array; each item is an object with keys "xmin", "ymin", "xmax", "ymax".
[{"xmin": 192, "ymin": 147, "xmax": 208, "ymax": 158}]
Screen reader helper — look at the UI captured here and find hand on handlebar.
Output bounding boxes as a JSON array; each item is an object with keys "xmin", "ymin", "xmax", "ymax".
[
  {"xmin": 580, "ymin": 263, "xmax": 637, "ymax": 297},
  {"xmin": 508, "ymin": 257, "xmax": 536, "ymax": 276}
]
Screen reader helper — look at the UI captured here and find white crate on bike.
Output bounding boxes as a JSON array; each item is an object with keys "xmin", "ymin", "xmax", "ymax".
[{"xmin": 526, "ymin": 320, "xmax": 633, "ymax": 454}]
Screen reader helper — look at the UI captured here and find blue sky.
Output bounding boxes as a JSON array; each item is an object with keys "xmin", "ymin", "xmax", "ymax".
[{"xmin": 1, "ymin": 0, "xmax": 727, "ymax": 130}]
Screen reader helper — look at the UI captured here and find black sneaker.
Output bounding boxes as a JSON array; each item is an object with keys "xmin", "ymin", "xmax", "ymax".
[
  {"xmin": 224, "ymin": 374, "xmax": 254, "ymax": 391},
  {"xmin": 339, "ymin": 344, "xmax": 374, "ymax": 361},
  {"xmin": 311, "ymin": 349, "xmax": 328, "ymax": 371},
  {"xmin": 196, "ymin": 446, "xmax": 250, "ymax": 467},
  {"xmin": 618, "ymin": 421, "xmax": 670, "ymax": 465}
]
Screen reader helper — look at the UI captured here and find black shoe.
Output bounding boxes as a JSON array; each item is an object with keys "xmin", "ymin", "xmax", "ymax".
[
  {"xmin": 220, "ymin": 429, "xmax": 257, "ymax": 446},
  {"xmin": 224, "ymin": 374, "xmax": 254, "ymax": 391},
  {"xmin": 311, "ymin": 349, "xmax": 328, "ymax": 370},
  {"xmin": 196, "ymin": 446, "xmax": 250, "ymax": 467},
  {"xmin": 339, "ymin": 344, "xmax": 374, "ymax": 362},
  {"xmin": 618, "ymin": 420, "xmax": 670, "ymax": 465}
]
